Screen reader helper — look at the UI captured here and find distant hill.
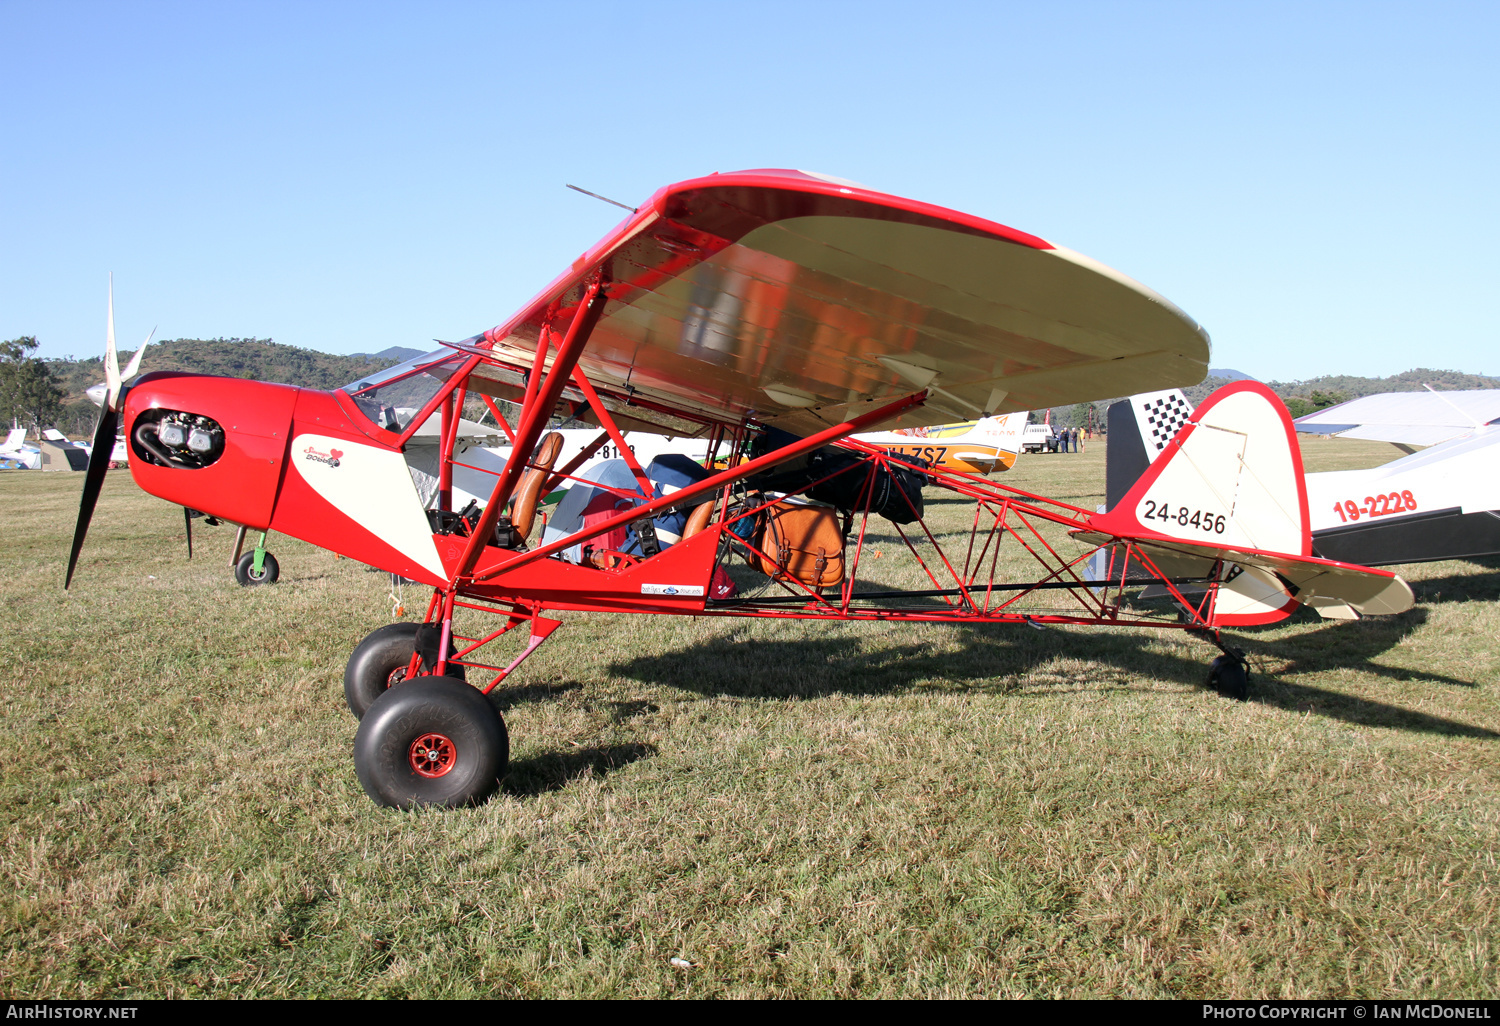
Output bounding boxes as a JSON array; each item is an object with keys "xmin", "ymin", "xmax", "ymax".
[
  {"xmin": 1207, "ymin": 368, "xmax": 1257, "ymax": 381},
  {"xmin": 1266, "ymin": 368, "xmax": 1500, "ymax": 401},
  {"xmin": 1262, "ymin": 368, "xmax": 1500, "ymax": 418},
  {"xmin": 351, "ymin": 345, "xmax": 425, "ymax": 363},
  {"xmin": 46, "ymin": 337, "xmax": 402, "ymax": 435}
]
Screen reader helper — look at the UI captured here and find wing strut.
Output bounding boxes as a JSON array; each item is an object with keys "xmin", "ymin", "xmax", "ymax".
[
  {"xmin": 570, "ymin": 363, "xmax": 653, "ymax": 500},
  {"xmin": 456, "ymin": 279, "xmax": 609, "ymax": 579}
]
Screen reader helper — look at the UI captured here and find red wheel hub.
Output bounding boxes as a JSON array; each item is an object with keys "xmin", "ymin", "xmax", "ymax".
[{"xmin": 408, "ymin": 733, "xmax": 456, "ymax": 778}]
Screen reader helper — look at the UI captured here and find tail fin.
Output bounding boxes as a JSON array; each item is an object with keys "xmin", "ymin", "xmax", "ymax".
[
  {"xmin": 1104, "ymin": 388, "xmax": 1194, "ymax": 510},
  {"xmin": 1092, "ymin": 381, "xmax": 1310, "ymax": 558},
  {"xmin": 1084, "ymin": 382, "xmax": 1411, "ymax": 625},
  {"xmin": 975, "ymin": 411, "xmax": 1027, "ymax": 450}
]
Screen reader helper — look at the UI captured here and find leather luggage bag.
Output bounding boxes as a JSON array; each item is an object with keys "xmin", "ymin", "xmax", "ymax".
[{"xmin": 755, "ymin": 502, "xmax": 845, "ymax": 589}]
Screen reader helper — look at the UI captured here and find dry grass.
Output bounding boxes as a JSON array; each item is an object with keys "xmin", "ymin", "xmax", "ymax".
[{"xmin": 1, "ymin": 436, "xmax": 1496, "ymax": 998}]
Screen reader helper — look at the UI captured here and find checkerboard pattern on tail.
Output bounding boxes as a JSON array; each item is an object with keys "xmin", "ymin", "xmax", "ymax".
[{"xmin": 1136, "ymin": 392, "xmax": 1194, "ymax": 454}]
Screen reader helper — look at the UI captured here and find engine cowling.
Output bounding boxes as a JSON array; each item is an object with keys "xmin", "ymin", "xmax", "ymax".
[{"xmin": 123, "ymin": 372, "xmax": 300, "ymax": 530}]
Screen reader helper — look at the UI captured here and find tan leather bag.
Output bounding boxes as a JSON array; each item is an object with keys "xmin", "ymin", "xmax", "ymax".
[
  {"xmin": 511, "ymin": 431, "xmax": 564, "ymax": 543},
  {"xmin": 755, "ymin": 502, "xmax": 845, "ymax": 589}
]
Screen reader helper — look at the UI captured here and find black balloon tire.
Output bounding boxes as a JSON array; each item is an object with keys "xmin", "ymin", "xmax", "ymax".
[
  {"xmin": 343, "ymin": 622, "xmax": 465, "ymax": 719},
  {"xmin": 1208, "ymin": 653, "xmax": 1250, "ymax": 701},
  {"xmin": 353, "ymin": 676, "xmax": 508, "ymax": 809},
  {"xmin": 235, "ymin": 551, "xmax": 280, "ymax": 586}
]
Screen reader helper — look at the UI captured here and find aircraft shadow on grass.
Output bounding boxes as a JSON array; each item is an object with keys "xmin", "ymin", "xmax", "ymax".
[
  {"xmin": 606, "ymin": 604, "xmax": 1498, "ymax": 740},
  {"xmin": 482, "ymin": 683, "xmax": 658, "ymax": 796},
  {"xmin": 1403, "ymin": 557, "xmax": 1500, "ymax": 605},
  {"xmin": 504, "ymin": 742, "xmax": 658, "ymax": 798}
]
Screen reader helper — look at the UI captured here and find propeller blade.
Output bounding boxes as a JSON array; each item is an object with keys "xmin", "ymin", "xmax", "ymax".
[
  {"xmin": 184, "ymin": 507, "xmax": 193, "ymax": 559},
  {"xmin": 120, "ymin": 327, "xmax": 154, "ymax": 385},
  {"xmin": 64, "ymin": 404, "xmax": 119, "ymax": 589},
  {"xmin": 104, "ymin": 275, "xmax": 122, "ymax": 408}
]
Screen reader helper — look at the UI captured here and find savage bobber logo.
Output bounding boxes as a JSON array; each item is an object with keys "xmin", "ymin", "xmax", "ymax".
[{"xmin": 303, "ymin": 444, "xmax": 344, "ymax": 468}]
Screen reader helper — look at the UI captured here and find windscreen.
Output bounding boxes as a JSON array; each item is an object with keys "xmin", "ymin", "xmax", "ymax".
[{"xmin": 342, "ymin": 350, "xmax": 465, "ymax": 433}]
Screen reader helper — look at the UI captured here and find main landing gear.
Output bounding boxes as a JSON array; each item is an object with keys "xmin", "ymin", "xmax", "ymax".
[
  {"xmin": 346, "ymin": 622, "xmax": 507, "ymax": 809},
  {"xmin": 343, "ymin": 622, "xmax": 465, "ymax": 719},
  {"xmin": 342, "ymin": 608, "xmax": 562, "ymax": 808},
  {"xmin": 353, "ymin": 676, "xmax": 508, "ymax": 809}
]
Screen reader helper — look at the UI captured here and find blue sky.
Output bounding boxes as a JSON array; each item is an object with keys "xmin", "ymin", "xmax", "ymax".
[{"xmin": 2, "ymin": 1, "xmax": 1495, "ymax": 381}]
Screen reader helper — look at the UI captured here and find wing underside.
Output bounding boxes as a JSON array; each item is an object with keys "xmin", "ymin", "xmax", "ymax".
[{"xmin": 464, "ymin": 170, "xmax": 1211, "ymax": 435}]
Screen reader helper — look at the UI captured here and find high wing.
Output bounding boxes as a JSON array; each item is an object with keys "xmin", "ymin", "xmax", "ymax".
[
  {"xmin": 1294, "ymin": 389, "xmax": 1500, "ymax": 448},
  {"xmin": 459, "ymin": 169, "xmax": 1210, "ymax": 436}
]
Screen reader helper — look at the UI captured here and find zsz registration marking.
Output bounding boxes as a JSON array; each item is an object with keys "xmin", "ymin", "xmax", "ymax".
[
  {"xmin": 889, "ymin": 445, "xmax": 948, "ymax": 464},
  {"xmin": 1142, "ymin": 499, "xmax": 1226, "ymax": 534},
  {"xmin": 1333, "ymin": 490, "xmax": 1417, "ymax": 522}
]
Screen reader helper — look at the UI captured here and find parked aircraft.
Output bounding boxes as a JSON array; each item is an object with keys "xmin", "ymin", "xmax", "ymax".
[
  {"xmin": 849, "ymin": 413, "xmax": 1027, "ymax": 474},
  {"xmin": 64, "ymin": 169, "xmax": 1410, "ymax": 808},
  {"xmin": 0, "ymin": 428, "xmax": 40, "ymax": 470},
  {"xmin": 1294, "ymin": 390, "xmax": 1500, "ymax": 565}
]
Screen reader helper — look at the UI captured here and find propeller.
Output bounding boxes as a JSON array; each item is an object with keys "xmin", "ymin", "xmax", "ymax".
[{"xmin": 65, "ymin": 276, "xmax": 153, "ymax": 589}]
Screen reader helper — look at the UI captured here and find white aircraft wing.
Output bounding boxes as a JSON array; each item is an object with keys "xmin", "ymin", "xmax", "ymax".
[{"xmin": 1293, "ymin": 390, "xmax": 1500, "ymax": 447}]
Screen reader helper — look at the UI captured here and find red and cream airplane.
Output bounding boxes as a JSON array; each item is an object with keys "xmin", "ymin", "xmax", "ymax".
[{"xmin": 67, "ymin": 169, "xmax": 1412, "ymax": 808}]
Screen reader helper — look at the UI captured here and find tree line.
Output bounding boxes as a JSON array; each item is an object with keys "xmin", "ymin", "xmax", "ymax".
[
  {"xmin": 5, "ymin": 334, "xmax": 1498, "ymax": 439},
  {"xmin": 9, "ymin": 338, "xmax": 402, "ymax": 437}
]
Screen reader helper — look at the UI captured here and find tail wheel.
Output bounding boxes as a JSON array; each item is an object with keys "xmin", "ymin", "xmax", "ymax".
[
  {"xmin": 353, "ymin": 677, "xmax": 508, "ymax": 809},
  {"xmin": 343, "ymin": 622, "xmax": 466, "ymax": 720},
  {"xmin": 1208, "ymin": 653, "xmax": 1251, "ymax": 701},
  {"xmin": 235, "ymin": 551, "xmax": 279, "ymax": 586}
]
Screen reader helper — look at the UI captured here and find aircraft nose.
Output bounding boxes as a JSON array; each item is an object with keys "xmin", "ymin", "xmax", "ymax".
[{"xmin": 122, "ymin": 372, "xmax": 301, "ymax": 531}]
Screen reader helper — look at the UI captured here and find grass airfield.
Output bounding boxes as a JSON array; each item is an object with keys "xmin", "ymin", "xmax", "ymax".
[{"xmin": 1, "ymin": 437, "xmax": 1496, "ymax": 999}]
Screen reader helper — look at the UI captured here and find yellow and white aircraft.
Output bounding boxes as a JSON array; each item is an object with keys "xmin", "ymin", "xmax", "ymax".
[{"xmin": 847, "ymin": 412, "xmax": 1029, "ymax": 475}]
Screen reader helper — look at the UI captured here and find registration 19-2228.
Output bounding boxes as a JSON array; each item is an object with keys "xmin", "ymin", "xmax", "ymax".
[{"xmin": 1334, "ymin": 491, "xmax": 1417, "ymax": 523}]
